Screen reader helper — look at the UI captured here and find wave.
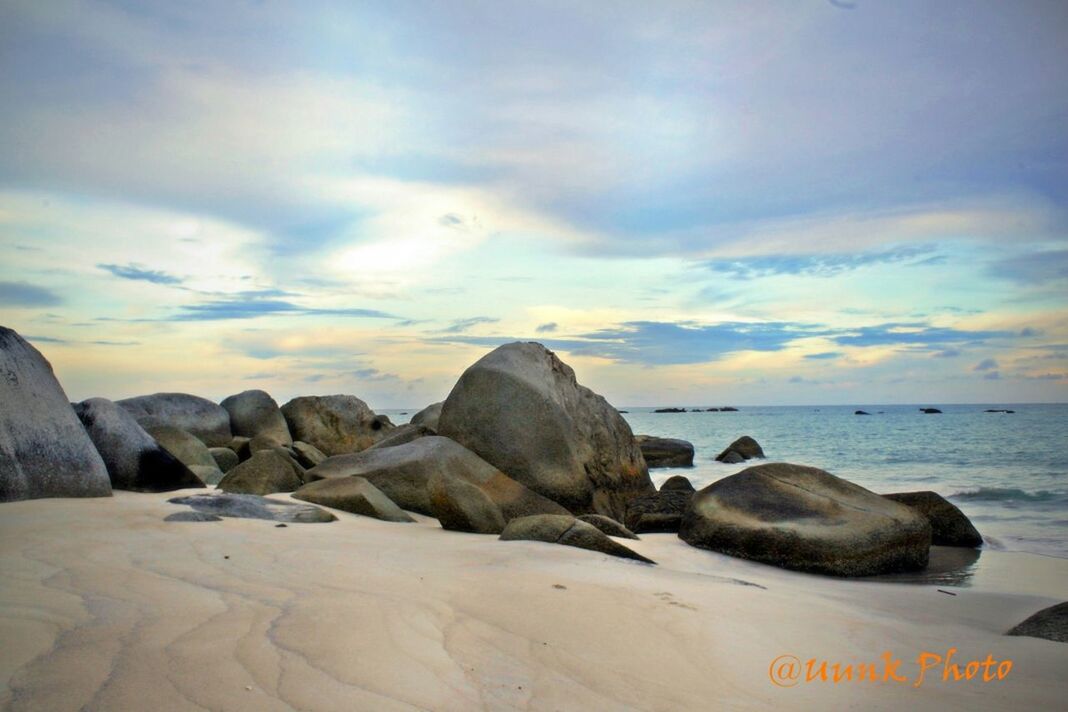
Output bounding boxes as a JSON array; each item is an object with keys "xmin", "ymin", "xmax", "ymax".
[{"xmin": 948, "ymin": 487, "xmax": 1064, "ymax": 503}]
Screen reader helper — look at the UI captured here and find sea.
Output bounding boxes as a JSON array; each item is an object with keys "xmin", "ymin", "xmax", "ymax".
[{"xmin": 387, "ymin": 403, "xmax": 1068, "ymax": 560}]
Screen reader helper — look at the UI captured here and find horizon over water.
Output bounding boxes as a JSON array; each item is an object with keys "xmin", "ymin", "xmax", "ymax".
[{"xmin": 387, "ymin": 402, "xmax": 1068, "ymax": 560}]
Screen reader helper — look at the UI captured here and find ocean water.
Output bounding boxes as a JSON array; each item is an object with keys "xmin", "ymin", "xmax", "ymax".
[{"xmin": 387, "ymin": 403, "xmax": 1068, "ymax": 559}]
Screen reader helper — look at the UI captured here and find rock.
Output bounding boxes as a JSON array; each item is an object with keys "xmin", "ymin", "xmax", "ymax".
[
  {"xmin": 249, "ymin": 432, "xmax": 288, "ymax": 454},
  {"xmin": 280, "ymin": 395, "xmax": 394, "ymax": 455},
  {"xmin": 74, "ymin": 397, "xmax": 204, "ymax": 492},
  {"xmin": 883, "ymin": 491, "xmax": 982, "ymax": 547},
  {"xmin": 653, "ymin": 407, "xmax": 686, "ymax": 413},
  {"xmin": 291, "ymin": 440, "xmax": 327, "ymax": 469},
  {"xmin": 855, "ymin": 410, "xmax": 871, "ymax": 416},
  {"xmin": 660, "ymin": 475, "xmax": 695, "ymax": 493},
  {"xmin": 679, "ymin": 463, "xmax": 932, "ymax": 576},
  {"xmin": 715, "ymin": 436, "xmax": 764, "ymax": 462},
  {"xmin": 292, "ymin": 477, "xmax": 414, "ymax": 523},
  {"xmin": 230, "ymin": 436, "xmax": 252, "ymax": 461},
  {"xmin": 635, "ymin": 435, "xmax": 694, "ymax": 468},
  {"xmin": 304, "ymin": 436, "xmax": 568, "ymax": 520},
  {"xmin": 718, "ymin": 450, "xmax": 745, "ymax": 464},
  {"xmin": 409, "ymin": 401, "xmax": 443, "ymax": 431},
  {"xmin": 720, "ymin": 407, "xmax": 738, "ymax": 412},
  {"xmin": 437, "ymin": 342, "xmax": 654, "ymax": 520},
  {"xmin": 164, "ymin": 511, "xmax": 222, "ymax": 522},
  {"xmin": 168, "ymin": 492, "xmax": 336, "ymax": 523},
  {"xmin": 189, "ymin": 465, "xmax": 225, "ymax": 486},
  {"xmin": 147, "ymin": 425, "xmax": 223, "ymax": 477},
  {"xmin": 0, "ymin": 327, "xmax": 112, "ymax": 501},
  {"xmin": 220, "ymin": 389, "xmax": 291, "ymax": 445},
  {"xmin": 577, "ymin": 514, "xmax": 639, "ymax": 539},
  {"xmin": 985, "ymin": 409, "xmax": 1014, "ymax": 414},
  {"xmin": 428, "ymin": 472, "xmax": 507, "ymax": 534},
  {"xmin": 1007, "ymin": 602, "xmax": 1068, "ymax": 643},
  {"xmin": 209, "ymin": 447, "xmax": 240, "ymax": 473},
  {"xmin": 624, "ymin": 490, "xmax": 693, "ymax": 534},
  {"xmin": 703, "ymin": 408, "xmax": 720, "ymax": 412},
  {"xmin": 920, "ymin": 408, "xmax": 942, "ymax": 414},
  {"xmin": 217, "ymin": 449, "xmax": 303, "ymax": 495},
  {"xmin": 365, "ymin": 423, "xmax": 435, "ymax": 451},
  {"xmin": 117, "ymin": 393, "xmax": 231, "ymax": 446},
  {"xmin": 500, "ymin": 515, "xmax": 654, "ymax": 564}
]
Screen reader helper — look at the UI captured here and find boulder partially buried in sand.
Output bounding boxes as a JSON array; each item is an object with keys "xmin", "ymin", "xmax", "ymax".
[
  {"xmin": 0, "ymin": 327, "xmax": 112, "ymax": 501},
  {"xmin": 217, "ymin": 449, "xmax": 304, "ymax": 495},
  {"xmin": 625, "ymin": 489, "xmax": 694, "ymax": 534},
  {"xmin": 577, "ymin": 514, "xmax": 639, "ymax": 539},
  {"xmin": 220, "ymin": 389, "xmax": 292, "ymax": 445},
  {"xmin": 883, "ymin": 491, "xmax": 982, "ymax": 548},
  {"xmin": 293, "ymin": 476, "xmax": 414, "ymax": 523},
  {"xmin": 1007, "ymin": 602, "xmax": 1068, "ymax": 643},
  {"xmin": 281, "ymin": 395, "xmax": 393, "ymax": 456},
  {"xmin": 679, "ymin": 463, "xmax": 932, "ymax": 577},
  {"xmin": 428, "ymin": 471, "xmax": 507, "ymax": 534},
  {"xmin": 117, "ymin": 393, "xmax": 232, "ymax": 447},
  {"xmin": 635, "ymin": 435, "xmax": 694, "ymax": 468},
  {"xmin": 168, "ymin": 492, "xmax": 336, "ymax": 523},
  {"xmin": 148, "ymin": 425, "xmax": 224, "ymax": 484},
  {"xmin": 437, "ymin": 342, "xmax": 654, "ymax": 520},
  {"xmin": 500, "ymin": 514, "xmax": 654, "ymax": 564},
  {"xmin": 75, "ymin": 397, "xmax": 204, "ymax": 492}
]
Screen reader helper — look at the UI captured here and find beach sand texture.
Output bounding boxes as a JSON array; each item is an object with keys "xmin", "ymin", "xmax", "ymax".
[{"xmin": 2, "ymin": 490, "xmax": 1066, "ymax": 711}]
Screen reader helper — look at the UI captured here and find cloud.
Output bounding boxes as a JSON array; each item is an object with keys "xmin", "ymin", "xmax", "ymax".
[
  {"xmin": 983, "ymin": 370, "xmax": 1001, "ymax": 380},
  {"xmin": 22, "ymin": 334, "xmax": 68, "ymax": 344},
  {"xmin": 703, "ymin": 245, "xmax": 940, "ymax": 280},
  {"xmin": 831, "ymin": 324, "xmax": 1013, "ymax": 348},
  {"xmin": 352, "ymin": 368, "xmax": 399, "ymax": 382},
  {"xmin": 98, "ymin": 263, "xmax": 183, "ymax": 285},
  {"xmin": 974, "ymin": 358, "xmax": 999, "ymax": 371},
  {"xmin": 169, "ymin": 293, "xmax": 397, "ymax": 321},
  {"xmin": 0, "ymin": 281, "xmax": 62, "ymax": 307},
  {"xmin": 441, "ymin": 316, "xmax": 499, "ymax": 334},
  {"xmin": 933, "ymin": 349, "xmax": 961, "ymax": 358},
  {"xmin": 990, "ymin": 250, "xmax": 1068, "ymax": 284},
  {"xmin": 535, "ymin": 322, "xmax": 558, "ymax": 333},
  {"xmin": 804, "ymin": 352, "xmax": 841, "ymax": 360}
]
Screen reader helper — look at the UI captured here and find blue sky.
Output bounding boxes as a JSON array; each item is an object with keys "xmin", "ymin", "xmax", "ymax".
[{"xmin": 0, "ymin": 0, "xmax": 1065, "ymax": 407}]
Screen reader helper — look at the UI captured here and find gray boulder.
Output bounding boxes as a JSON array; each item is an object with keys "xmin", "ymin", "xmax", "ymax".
[
  {"xmin": 428, "ymin": 472, "xmax": 507, "ymax": 533},
  {"xmin": 635, "ymin": 435, "xmax": 694, "ymax": 468},
  {"xmin": 715, "ymin": 435, "xmax": 764, "ymax": 462},
  {"xmin": 209, "ymin": 447, "xmax": 240, "ymax": 474},
  {"xmin": 292, "ymin": 477, "xmax": 414, "ymax": 523},
  {"xmin": 291, "ymin": 440, "xmax": 327, "ymax": 468},
  {"xmin": 217, "ymin": 449, "xmax": 303, "ymax": 495},
  {"xmin": 577, "ymin": 514, "xmax": 639, "ymax": 539},
  {"xmin": 304, "ymin": 436, "xmax": 568, "ymax": 520},
  {"xmin": 624, "ymin": 490, "xmax": 694, "ymax": 534},
  {"xmin": 168, "ymin": 492, "xmax": 336, "ymax": 523},
  {"xmin": 165, "ymin": 511, "xmax": 223, "ymax": 522},
  {"xmin": 437, "ymin": 342, "xmax": 654, "ymax": 520},
  {"xmin": 0, "ymin": 327, "xmax": 112, "ymax": 501},
  {"xmin": 280, "ymin": 395, "xmax": 393, "ymax": 455},
  {"xmin": 74, "ymin": 397, "xmax": 204, "ymax": 492},
  {"xmin": 500, "ymin": 515, "xmax": 654, "ymax": 564},
  {"xmin": 117, "ymin": 393, "xmax": 231, "ymax": 447},
  {"xmin": 884, "ymin": 491, "xmax": 983, "ymax": 548},
  {"xmin": 679, "ymin": 463, "xmax": 931, "ymax": 576},
  {"xmin": 148, "ymin": 425, "xmax": 224, "ymax": 482},
  {"xmin": 220, "ymin": 389, "xmax": 292, "ymax": 445},
  {"xmin": 660, "ymin": 475, "xmax": 695, "ymax": 492},
  {"xmin": 366, "ymin": 423, "xmax": 435, "ymax": 451},
  {"xmin": 409, "ymin": 401, "xmax": 443, "ymax": 431},
  {"xmin": 1007, "ymin": 602, "xmax": 1068, "ymax": 643},
  {"xmin": 230, "ymin": 436, "xmax": 252, "ymax": 461}
]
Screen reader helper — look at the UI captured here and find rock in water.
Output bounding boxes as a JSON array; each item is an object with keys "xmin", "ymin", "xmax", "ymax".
[
  {"xmin": 635, "ymin": 435, "xmax": 695, "ymax": 468},
  {"xmin": 280, "ymin": 395, "xmax": 393, "ymax": 455},
  {"xmin": 883, "ymin": 491, "xmax": 982, "ymax": 547},
  {"xmin": 292, "ymin": 477, "xmax": 414, "ymax": 523},
  {"xmin": 679, "ymin": 463, "xmax": 931, "ymax": 577},
  {"xmin": 117, "ymin": 393, "xmax": 232, "ymax": 446},
  {"xmin": 437, "ymin": 342, "xmax": 654, "ymax": 520},
  {"xmin": 168, "ymin": 492, "xmax": 336, "ymax": 523},
  {"xmin": 500, "ymin": 514, "xmax": 654, "ymax": 563},
  {"xmin": 220, "ymin": 389, "xmax": 292, "ymax": 445},
  {"xmin": 409, "ymin": 401, "xmax": 443, "ymax": 431},
  {"xmin": 0, "ymin": 327, "xmax": 112, "ymax": 501},
  {"xmin": 148, "ymin": 426, "xmax": 224, "ymax": 484},
  {"xmin": 217, "ymin": 449, "xmax": 303, "ymax": 495},
  {"xmin": 303, "ymin": 436, "xmax": 568, "ymax": 522},
  {"xmin": 75, "ymin": 397, "xmax": 204, "ymax": 492},
  {"xmin": 714, "ymin": 435, "xmax": 764, "ymax": 462},
  {"xmin": 1007, "ymin": 602, "xmax": 1068, "ymax": 643}
]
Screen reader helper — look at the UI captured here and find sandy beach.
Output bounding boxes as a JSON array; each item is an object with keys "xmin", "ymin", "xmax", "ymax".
[{"xmin": 2, "ymin": 490, "xmax": 1065, "ymax": 711}]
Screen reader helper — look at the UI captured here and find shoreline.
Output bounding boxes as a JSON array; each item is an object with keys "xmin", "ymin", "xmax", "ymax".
[{"xmin": 2, "ymin": 489, "xmax": 1066, "ymax": 711}]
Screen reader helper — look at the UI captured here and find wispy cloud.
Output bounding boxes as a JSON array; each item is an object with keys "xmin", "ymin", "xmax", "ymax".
[
  {"xmin": 974, "ymin": 358, "xmax": 999, "ymax": 371},
  {"xmin": 0, "ymin": 281, "xmax": 62, "ymax": 307},
  {"xmin": 536, "ymin": 322, "xmax": 558, "ymax": 333},
  {"xmin": 440, "ymin": 316, "xmax": 499, "ymax": 333},
  {"xmin": 831, "ymin": 324, "xmax": 1012, "ymax": 348},
  {"xmin": 990, "ymin": 250, "xmax": 1068, "ymax": 284},
  {"xmin": 98, "ymin": 263, "xmax": 183, "ymax": 285},
  {"xmin": 169, "ymin": 292, "xmax": 397, "ymax": 322},
  {"xmin": 804, "ymin": 351, "xmax": 842, "ymax": 360},
  {"xmin": 703, "ymin": 245, "xmax": 940, "ymax": 280}
]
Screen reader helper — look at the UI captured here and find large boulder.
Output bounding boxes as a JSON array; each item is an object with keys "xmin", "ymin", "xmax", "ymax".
[
  {"xmin": 715, "ymin": 435, "xmax": 764, "ymax": 462},
  {"xmin": 209, "ymin": 447, "xmax": 240, "ymax": 474},
  {"xmin": 291, "ymin": 441, "xmax": 327, "ymax": 468},
  {"xmin": 217, "ymin": 449, "xmax": 303, "ymax": 495},
  {"xmin": 437, "ymin": 342, "xmax": 654, "ymax": 520},
  {"xmin": 1007, "ymin": 602, "xmax": 1068, "ymax": 643},
  {"xmin": 577, "ymin": 514, "xmax": 639, "ymax": 539},
  {"xmin": 74, "ymin": 398, "xmax": 204, "ymax": 492},
  {"xmin": 0, "ymin": 327, "xmax": 112, "ymax": 501},
  {"xmin": 304, "ymin": 436, "xmax": 568, "ymax": 520},
  {"xmin": 660, "ymin": 475, "xmax": 695, "ymax": 492},
  {"xmin": 117, "ymin": 393, "xmax": 231, "ymax": 447},
  {"xmin": 365, "ymin": 423, "xmax": 434, "ymax": 451},
  {"xmin": 147, "ymin": 425, "xmax": 224, "ymax": 484},
  {"xmin": 409, "ymin": 401, "xmax": 443, "ymax": 431},
  {"xmin": 293, "ymin": 477, "xmax": 414, "ymax": 523},
  {"xmin": 168, "ymin": 493, "xmax": 336, "ymax": 523},
  {"xmin": 280, "ymin": 395, "xmax": 393, "ymax": 456},
  {"xmin": 680, "ymin": 463, "xmax": 931, "ymax": 576},
  {"xmin": 624, "ymin": 490, "xmax": 694, "ymax": 534},
  {"xmin": 220, "ymin": 389, "xmax": 292, "ymax": 445},
  {"xmin": 635, "ymin": 435, "xmax": 694, "ymax": 468},
  {"xmin": 499, "ymin": 514, "xmax": 654, "ymax": 564},
  {"xmin": 884, "ymin": 491, "xmax": 983, "ymax": 548},
  {"xmin": 428, "ymin": 472, "xmax": 507, "ymax": 534}
]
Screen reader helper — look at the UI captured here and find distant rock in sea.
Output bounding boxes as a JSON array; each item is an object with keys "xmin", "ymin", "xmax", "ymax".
[
  {"xmin": 920, "ymin": 407, "xmax": 943, "ymax": 414},
  {"xmin": 855, "ymin": 410, "xmax": 871, "ymax": 415},
  {"xmin": 654, "ymin": 407, "xmax": 686, "ymax": 413},
  {"xmin": 635, "ymin": 435, "xmax": 695, "ymax": 468}
]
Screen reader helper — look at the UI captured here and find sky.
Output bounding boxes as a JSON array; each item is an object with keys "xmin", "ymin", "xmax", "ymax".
[{"xmin": 1, "ymin": 0, "xmax": 1066, "ymax": 408}]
